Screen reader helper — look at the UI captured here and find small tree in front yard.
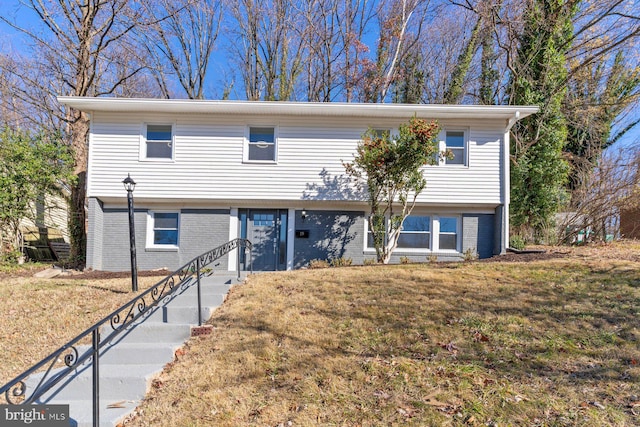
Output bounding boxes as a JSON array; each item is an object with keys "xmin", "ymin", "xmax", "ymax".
[{"xmin": 344, "ymin": 117, "xmax": 441, "ymax": 263}]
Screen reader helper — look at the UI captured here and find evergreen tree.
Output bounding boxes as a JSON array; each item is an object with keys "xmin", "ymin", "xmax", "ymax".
[{"xmin": 509, "ymin": 0, "xmax": 578, "ymax": 240}]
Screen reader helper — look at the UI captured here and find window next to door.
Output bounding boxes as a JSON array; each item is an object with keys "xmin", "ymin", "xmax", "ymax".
[{"xmin": 146, "ymin": 211, "xmax": 179, "ymax": 250}]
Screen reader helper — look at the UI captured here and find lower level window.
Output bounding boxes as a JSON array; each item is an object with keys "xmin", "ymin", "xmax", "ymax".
[
  {"xmin": 398, "ymin": 216, "xmax": 431, "ymax": 249},
  {"xmin": 148, "ymin": 211, "xmax": 179, "ymax": 248},
  {"xmin": 365, "ymin": 215, "xmax": 459, "ymax": 252},
  {"xmin": 439, "ymin": 217, "xmax": 458, "ymax": 250}
]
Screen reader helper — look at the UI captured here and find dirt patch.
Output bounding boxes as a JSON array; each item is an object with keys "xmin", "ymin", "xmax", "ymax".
[
  {"xmin": 481, "ymin": 250, "xmax": 569, "ymax": 263},
  {"xmin": 0, "ymin": 267, "xmax": 171, "ymax": 280},
  {"xmin": 61, "ymin": 268, "xmax": 172, "ymax": 280}
]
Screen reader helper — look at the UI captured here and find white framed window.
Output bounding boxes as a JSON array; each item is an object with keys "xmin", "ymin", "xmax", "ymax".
[
  {"xmin": 437, "ymin": 216, "xmax": 459, "ymax": 251},
  {"xmin": 142, "ymin": 124, "xmax": 174, "ymax": 161},
  {"xmin": 371, "ymin": 128, "xmax": 391, "ymax": 139},
  {"xmin": 441, "ymin": 129, "xmax": 467, "ymax": 166},
  {"xmin": 364, "ymin": 215, "xmax": 459, "ymax": 253},
  {"xmin": 146, "ymin": 211, "xmax": 179, "ymax": 250},
  {"xmin": 245, "ymin": 126, "xmax": 277, "ymax": 162},
  {"xmin": 397, "ymin": 216, "xmax": 431, "ymax": 249}
]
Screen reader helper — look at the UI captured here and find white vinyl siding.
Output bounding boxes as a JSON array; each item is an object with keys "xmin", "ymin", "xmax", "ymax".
[{"xmin": 87, "ymin": 113, "xmax": 504, "ymax": 205}]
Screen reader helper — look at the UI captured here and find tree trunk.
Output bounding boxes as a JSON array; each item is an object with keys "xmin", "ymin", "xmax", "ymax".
[
  {"xmin": 68, "ymin": 112, "xmax": 90, "ymax": 266},
  {"xmin": 69, "ymin": 172, "xmax": 86, "ymax": 265}
]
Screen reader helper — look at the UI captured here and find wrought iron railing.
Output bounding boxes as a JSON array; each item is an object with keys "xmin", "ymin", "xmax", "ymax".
[{"xmin": 0, "ymin": 238, "xmax": 252, "ymax": 427}]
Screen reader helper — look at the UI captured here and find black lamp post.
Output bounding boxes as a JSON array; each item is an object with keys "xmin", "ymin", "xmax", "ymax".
[{"xmin": 123, "ymin": 174, "xmax": 138, "ymax": 292}]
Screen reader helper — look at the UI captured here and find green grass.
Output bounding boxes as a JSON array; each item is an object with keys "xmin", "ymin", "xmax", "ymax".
[{"xmin": 123, "ymin": 254, "xmax": 640, "ymax": 427}]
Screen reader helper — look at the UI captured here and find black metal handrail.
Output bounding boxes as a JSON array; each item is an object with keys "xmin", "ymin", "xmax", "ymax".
[{"xmin": 0, "ymin": 238, "xmax": 252, "ymax": 427}]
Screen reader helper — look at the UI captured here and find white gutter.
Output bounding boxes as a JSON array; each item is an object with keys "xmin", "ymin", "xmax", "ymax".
[
  {"xmin": 506, "ymin": 110, "xmax": 521, "ymax": 131},
  {"xmin": 57, "ymin": 96, "xmax": 539, "ymax": 121}
]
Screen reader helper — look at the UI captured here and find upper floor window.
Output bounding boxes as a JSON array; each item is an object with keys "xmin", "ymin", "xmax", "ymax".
[
  {"xmin": 371, "ymin": 129, "xmax": 391, "ymax": 139},
  {"xmin": 246, "ymin": 126, "xmax": 276, "ymax": 162},
  {"xmin": 444, "ymin": 130, "xmax": 466, "ymax": 166},
  {"xmin": 144, "ymin": 124, "xmax": 173, "ymax": 160}
]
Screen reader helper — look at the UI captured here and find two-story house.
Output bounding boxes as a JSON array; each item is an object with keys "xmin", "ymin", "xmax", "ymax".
[{"xmin": 58, "ymin": 97, "xmax": 537, "ymax": 272}]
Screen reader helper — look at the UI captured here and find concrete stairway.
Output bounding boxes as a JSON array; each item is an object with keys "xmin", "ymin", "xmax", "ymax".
[{"xmin": 26, "ymin": 273, "xmax": 243, "ymax": 427}]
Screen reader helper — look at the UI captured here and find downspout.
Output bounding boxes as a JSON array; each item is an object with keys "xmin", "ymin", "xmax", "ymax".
[{"xmin": 501, "ymin": 111, "xmax": 520, "ymax": 253}]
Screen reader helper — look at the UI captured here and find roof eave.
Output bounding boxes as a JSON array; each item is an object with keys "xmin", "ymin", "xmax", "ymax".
[{"xmin": 57, "ymin": 96, "xmax": 539, "ymax": 121}]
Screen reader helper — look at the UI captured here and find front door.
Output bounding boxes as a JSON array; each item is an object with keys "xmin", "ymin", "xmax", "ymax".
[{"xmin": 241, "ymin": 209, "xmax": 288, "ymax": 271}]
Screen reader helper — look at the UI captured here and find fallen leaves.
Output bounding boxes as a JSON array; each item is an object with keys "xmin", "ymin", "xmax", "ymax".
[
  {"xmin": 438, "ymin": 342, "xmax": 459, "ymax": 355},
  {"xmin": 472, "ymin": 331, "xmax": 490, "ymax": 342}
]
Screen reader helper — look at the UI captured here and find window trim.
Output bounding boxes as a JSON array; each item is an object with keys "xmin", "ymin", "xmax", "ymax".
[
  {"xmin": 146, "ymin": 210, "xmax": 180, "ymax": 251},
  {"xmin": 439, "ymin": 128, "xmax": 468, "ymax": 167},
  {"xmin": 244, "ymin": 125, "xmax": 278, "ymax": 164},
  {"xmin": 140, "ymin": 123, "xmax": 175, "ymax": 162}
]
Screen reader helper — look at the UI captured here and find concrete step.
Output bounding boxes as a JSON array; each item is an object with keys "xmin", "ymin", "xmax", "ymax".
[
  {"xmin": 65, "ymin": 399, "xmax": 136, "ymax": 427},
  {"xmin": 176, "ymin": 283, "xmax": 231, "ymax": 296},
  {"xmin": 73, "ymin": 343, "xmax": 179, "ymax": 366},
  {"xmin": 153, "ymin": 291, "xmax": 226, "ymax": 309},
  {"xmin": 152, "ymin": 304, "xmax": 216, "ymax": 325},
  {"xmin": 30, "ymin": 364, "xmax": 162, "ymax": 402},
  {"xmin": 106, "ymin": 323, "xmax": 192, "ymax": 346}
]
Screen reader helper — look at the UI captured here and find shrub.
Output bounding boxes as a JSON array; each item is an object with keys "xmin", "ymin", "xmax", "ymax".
[
  {"xmin": 363, "ymin": 258, "xmax": 377, "ymax": 266},
  {"xmin": 330, "ymin": 257, "xmax": 353, "ymax": 267},
  {"xmin": 463, "ymin": 248, "xmax": 477, "ymax": 262},
  {"xmin": 509, "ymin": 235, "xmax": 526, "ymax": 250},
  {"xmin": 308, "ymin": 259, "xmax": 330, "ymax": 269},
  {"xmin": 427, "ymin": 254, "xmax": 438, "ymax": 263},
  {"xmin": 400, "ymin": 256, "xmax": 411, "ymax": 264}
]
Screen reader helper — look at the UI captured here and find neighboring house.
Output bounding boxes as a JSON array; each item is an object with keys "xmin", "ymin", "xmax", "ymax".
[
  {"xmin": 620, "ymin": 206, "xmax": 640, "ymax": 239},
  {"xmin": 19, "ymin": 192, "xmax": 70, "ymax": 240},
  {"xmin": 58, "ymin": 97, "xmax": 537, "ymax": 272},
  {"xmin": 2, "ymin": 191, "xmax": 70, "ymax": 262}
]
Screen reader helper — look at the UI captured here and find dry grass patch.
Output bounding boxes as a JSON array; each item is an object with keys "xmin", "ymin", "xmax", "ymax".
[
  {"xmin": 0, "ymin": 272, "xmax": 166, "ymax": 386},
  {"xmin": 127, "ymin": 252, "xmax": 639, "ymax": 426}
]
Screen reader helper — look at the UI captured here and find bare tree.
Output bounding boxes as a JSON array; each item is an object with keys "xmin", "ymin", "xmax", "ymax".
[
  {"xmin": 140, "ymin": 0, "xmax": 223, "ymax": 99},
  {"xmin": 298, "ymin": 0, "xmax": 375, "ymax": 102},
  {"xmin": 0, "ymin": 0, "xmax": 147, "ymax": 264},
  {"xmin": 558, "ymin": 146, "xmax": 640, "ymax": 244},
  {"xmin": 227, "ymin": 0, "xmax": 305, "ymax": 101},
  {"xmin": 363, "ymin": 0, "xmax": 428, "ymax": 102}
]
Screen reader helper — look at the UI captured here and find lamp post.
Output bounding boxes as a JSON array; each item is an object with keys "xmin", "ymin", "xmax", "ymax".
[{"xmin": 123, "ymin": 174, "xmax": 138, "ymax": 292}]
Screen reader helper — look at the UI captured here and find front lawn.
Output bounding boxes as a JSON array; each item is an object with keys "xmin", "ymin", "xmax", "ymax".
[{"xmin": 124, "ymin": 246, "xmax": 639, "ymax": 426}]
